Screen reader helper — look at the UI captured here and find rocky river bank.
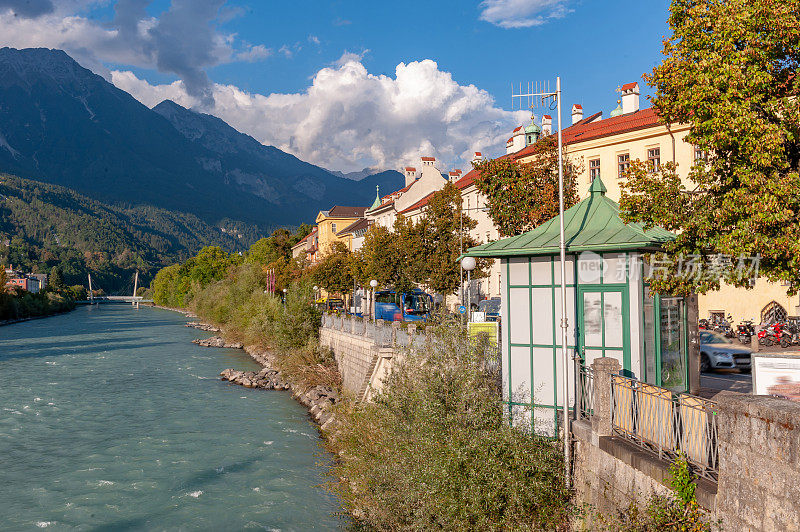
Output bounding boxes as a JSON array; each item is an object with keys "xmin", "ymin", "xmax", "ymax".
[{"xmin": 189, "ymin": 323, "xmax": 340, "ymax": 433}]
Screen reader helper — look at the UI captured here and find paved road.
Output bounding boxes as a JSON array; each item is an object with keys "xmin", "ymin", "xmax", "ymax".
[{"xmin": 699, "ymin": 370, "xmax": 752, "ymax": 398}]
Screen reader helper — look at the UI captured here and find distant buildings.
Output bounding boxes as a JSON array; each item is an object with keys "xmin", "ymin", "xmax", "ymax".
[{"xmin": 4, "ymin": 266, "xmax": 45, "ymax": 293}]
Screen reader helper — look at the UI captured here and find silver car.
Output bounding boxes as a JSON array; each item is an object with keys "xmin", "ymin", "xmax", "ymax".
[{"xmin": 699, "ymin": 330, "xmax": 752, "ymax": 373}]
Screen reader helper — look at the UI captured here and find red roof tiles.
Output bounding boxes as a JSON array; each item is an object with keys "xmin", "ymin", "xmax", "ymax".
[
  {"xmin": 404, "ymin": 166, "xmax": 416, "ymax": 172},
  {"xmin": 621, "ymin": 82, "xmax": 638, "ymax": 91},
  {"xmin": 421, "ymin": 156, "xmax": 435, "ymax": 161}
]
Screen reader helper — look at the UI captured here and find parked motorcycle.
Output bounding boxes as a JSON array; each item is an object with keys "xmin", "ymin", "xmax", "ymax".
[
  {"xmin": 780, "ymin": 322, "xmax": 800, "ymax": 348},
  {"xmin": 737, "ymin": 320, "xmax": 755, "ymax": 345},
  {"xmin": 758, "ymin": 323, "xmax": 783, "ymax": 347}
]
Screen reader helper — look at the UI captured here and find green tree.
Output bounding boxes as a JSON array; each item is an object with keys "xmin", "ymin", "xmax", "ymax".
[
  {"xmin": 311, "ymin": 241, "xmax": 357, "ymax": 295},
  {"xmin": 359, "ymin": 225, "xmax": 407, "ymax": 290},
  {"xmin": 49, "ymin": 266, "xmax": 65, "ymax": 291},
  {"xmin": 473, "ymin": 136, "xmax": 581, "ymax": 237},
  {"xmin": 620, "ymin": 0, "xmax": 800, "ymax": 294},
  {"xmin": 412, "ymin": 183, "xmax": 485, "ymax": 295}
]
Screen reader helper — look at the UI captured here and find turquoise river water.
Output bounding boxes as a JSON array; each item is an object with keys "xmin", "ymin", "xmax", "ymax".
[{"xmin": 0, "ymin": 305, "xmax": 346, "ymax": 531}]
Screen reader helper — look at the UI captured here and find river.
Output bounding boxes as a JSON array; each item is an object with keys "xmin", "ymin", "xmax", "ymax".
[{"xmin": 0, "ymin": 305, "xmax": 346, "ymax": 531}]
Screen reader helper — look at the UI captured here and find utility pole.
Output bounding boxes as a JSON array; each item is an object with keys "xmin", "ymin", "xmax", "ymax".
[
  {"xmin": 132, "ymin": 270, "xmax": 139, "ymax": 309},
  {"xmin": 513, "ymin": 77, "xmax": 571, "ymax": 487}
]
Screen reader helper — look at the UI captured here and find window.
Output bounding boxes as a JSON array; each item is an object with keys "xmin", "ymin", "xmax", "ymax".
[
  {"xmin": 467, "ymin": 197, "xmax": 470, "ymax": 210},
  {"xmin": 617, "ymin": 153, "xmax": 630, "ymax": 179},
  {"xmin": 486, "ymin": 231, "xmax": 490, "ymax": 242},
  {"xmin": 694, "ymin": 146, "xmax": 707, "ymax": 162},
  {"xmin": 331, "ymin": 223, "xmax": 337, "ymax": 233},
  {"xmin": 647, "ymin": 147, "xmax": 661, "ymax": 172},
  {"xmin": 589, "ymin": 158, "xmax": 600, "ymax": 181}
]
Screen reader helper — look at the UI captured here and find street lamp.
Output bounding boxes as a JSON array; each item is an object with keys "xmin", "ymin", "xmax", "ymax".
[
  {"xmin": 313, "ymin": 285, "xmax": 319, "ymax": 303},
  {"xmin": 282, "ymin": 288, "xmax": 287, "ymax": 308},
  {"xmin": 369, "ymin": 279, "xmax": 378, "ymax": 322},
  {"xmin": 461, "ymin": 256, "xmax": 476, "ymax": 322}
]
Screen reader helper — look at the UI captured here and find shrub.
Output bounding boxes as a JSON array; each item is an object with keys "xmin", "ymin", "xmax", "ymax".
[
  {"xmin": 331, "ymin": 324, "xmax": 571, "ymax": 531},
  {"xmin": 595, "ymin": 453, "xmax": 710, "ymax": 531}
]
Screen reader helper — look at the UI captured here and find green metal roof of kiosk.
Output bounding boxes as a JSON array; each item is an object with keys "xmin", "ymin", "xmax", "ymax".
[{"xmin": 463, "ymin": 176, "xmax": 675, "ymax": 258}]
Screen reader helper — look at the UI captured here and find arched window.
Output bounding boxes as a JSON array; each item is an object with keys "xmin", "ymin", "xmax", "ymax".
[{"xmin": 761, "ymin": 301, "xmax": 787, "ymax": 324}]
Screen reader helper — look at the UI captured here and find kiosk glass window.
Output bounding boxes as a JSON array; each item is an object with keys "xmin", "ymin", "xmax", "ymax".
[{"xmin": 660, "ymin": 297, "xmax": 687, "ymax": 392}]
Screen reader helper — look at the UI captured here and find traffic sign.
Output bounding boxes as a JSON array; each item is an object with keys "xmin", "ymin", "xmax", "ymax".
[{"xmin": 458, "ymin": 305, "xmax": 466, "ymax": 314}]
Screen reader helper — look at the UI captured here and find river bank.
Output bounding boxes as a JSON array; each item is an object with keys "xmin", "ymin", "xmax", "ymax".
[{"xmin": 188, "ymin": 321, "xmax": 342, "ymax": 435}]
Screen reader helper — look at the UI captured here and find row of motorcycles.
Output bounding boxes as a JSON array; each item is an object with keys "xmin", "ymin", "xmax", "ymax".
[{"xmin": 700, "ymin": 315, "xmax": 800, "ymax": 348}]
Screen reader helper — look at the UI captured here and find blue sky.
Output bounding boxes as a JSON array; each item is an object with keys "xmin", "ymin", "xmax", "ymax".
[{"xmin": 0, "ymin": 0, "xmax": 673, "ymax": 172}]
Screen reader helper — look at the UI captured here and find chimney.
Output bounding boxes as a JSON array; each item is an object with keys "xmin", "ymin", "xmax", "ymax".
[
  {"xmin": 404, "ymin": 166, "xmax": 417, "ymax": 187},
  {"xmin": 421, "ymin": 156, "xmax": 436, "ymax": 168},
  {"xmin": 472, "ymin": 152, "xmax": 484, "ymax": 165},
  {"xmin": 542, "ymin": 115, "xmax": 552, "ymax": 136},
  {"xmin": 571, "ymin": 104, "xmax": 583, "ymax": 125},
  {"xmin": 448, "ymin": 169, "xmax": 462, "ymax": 183},
  {"xmin": 620, "ymin": 82, "xmax": 640, "ymax": 114}
]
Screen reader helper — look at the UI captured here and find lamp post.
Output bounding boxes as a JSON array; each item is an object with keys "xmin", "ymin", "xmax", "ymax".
[
  {"xmin": 313, "ymin": 285, "xmax": 319, "ymax": 304},
  {"xmin": 461, "ymin": 256, "xmax": 476, "ymax": 323},
  {"xmin": 369, "ymin": 279, "xmax": 378, "ymax": 322},
  {"xmin": 282, "ymin": 288, "xmax": 287, "ymax": 308}
]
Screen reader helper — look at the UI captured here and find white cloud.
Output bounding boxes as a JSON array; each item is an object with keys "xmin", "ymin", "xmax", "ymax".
[
  {"xmin": 479, "ymin": 0, "xmax": 573, "ymax": 28},
  {"xmin": 0, "ymin": 1, "xmax": 272, "ymax": 108},
  {"xmin": 308, "ymin": 35, "xmax": 320, "ymax": 45},
  {"xmin": 112, "ymin": 58, "xmax": 528, "ymax": 173},
  {"xmin": 334, "ymin": 49, "xmax": 369, "ymax": 67},
  {"xmin": 236, "ymin": 44, "xmax": 271, "ymax": 62}
]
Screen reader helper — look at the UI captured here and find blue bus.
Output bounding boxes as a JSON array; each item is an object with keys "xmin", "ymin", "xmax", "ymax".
[{"xmin": 374, "ymin": 289, "xmax": 432, "ymax": 322}]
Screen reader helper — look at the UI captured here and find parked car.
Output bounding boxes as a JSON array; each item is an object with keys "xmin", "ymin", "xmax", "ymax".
[
  {"xmin": 476, "ymin": 297, "xmax": 501, "ymax": 322},
  {"xmin": 699, "ymin": 330, "xmax": 752, "ymax": 373}
]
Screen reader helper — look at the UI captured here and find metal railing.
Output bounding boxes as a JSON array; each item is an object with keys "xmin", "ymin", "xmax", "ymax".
[
  {"xmin": 577, "ymin": 365, "xmax": 594, "ymax": 420},
  {"xmin": 611, "ymin": 374, "xmax": 719, "ymax": 481}
]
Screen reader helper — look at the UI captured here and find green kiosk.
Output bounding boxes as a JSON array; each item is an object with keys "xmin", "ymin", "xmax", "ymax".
[{"xmin": 463, "ymin": 177, "xmax": 698, "ymax": 436}]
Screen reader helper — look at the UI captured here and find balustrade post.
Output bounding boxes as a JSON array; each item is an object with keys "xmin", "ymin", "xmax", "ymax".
[
  {"xmin": 407, "ymin": 323, "xmax": 417, "ymax": 345},
  {"xmin": 391, "ymin": 321, "xmax": 400, "ymax": 346},
  {"xmin": 351, "ymin": 315, "xmax": 357, "ymax": 334},
  {"xmin": 591, "ymin": 357, "xmax": 621, "ymax": 438},
  {"xmin": 375, "ymin": 319, "xmax": 385, "ymax": 346}
]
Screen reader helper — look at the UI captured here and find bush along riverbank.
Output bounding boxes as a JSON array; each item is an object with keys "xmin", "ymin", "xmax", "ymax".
[
  {"xmin": 0, "ymin": 287, "xmax": 77, "ymax": 325},
  {"xmin": 152, "ymin": 250, "xmax": 712, "ymax": 530}
]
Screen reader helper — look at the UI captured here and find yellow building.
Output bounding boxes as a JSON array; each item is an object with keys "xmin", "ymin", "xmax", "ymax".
[
  {"xmin": 512, "ymin": 82, "xmax": 799, "ymax": 325},
  {"xmin": 314, "ymin": 206, "xmax": 366, "ymax": 257}
]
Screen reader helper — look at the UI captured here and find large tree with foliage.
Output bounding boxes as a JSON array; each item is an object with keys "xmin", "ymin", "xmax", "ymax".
[
  {"xmin": 620, "ymin": 0, "xmax": 800, "ymax": 294},
  {"xmin": 311, "ymin": 241, "xmax": 358, "ymax": 295},
  {"xmin": 412, "ymin": 182, "xmax": 485, "ymax": 295},
  {"xmin": 473, "ymin": 136, "xmax": 580, "ymax": 237},
  {"xmin": 359, "ymin": 225, "xmax": 410, "ymax": 291}
]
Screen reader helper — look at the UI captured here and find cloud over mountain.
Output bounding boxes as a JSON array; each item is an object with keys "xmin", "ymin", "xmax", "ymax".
[
  {"xmin": 0, "ymin": 0, "xmax": 269, "ymax": 108},
  {"xmin": 113, "ymin": 56, "xmax": 528, "ymax": 173}
]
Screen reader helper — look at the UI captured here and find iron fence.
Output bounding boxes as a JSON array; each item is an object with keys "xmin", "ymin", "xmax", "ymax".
[
  {"xmin": 577, "ymin": 365, "xmax": 594, "ymax": 420},
  {"xmin": 611, "ymin": 374, "xmax": 719, "ymax": 481}
]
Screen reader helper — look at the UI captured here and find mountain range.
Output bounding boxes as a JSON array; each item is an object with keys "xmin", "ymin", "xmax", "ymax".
[{"xmin": 0, "ymin": 47, "xmax": 401, "ymax": 230}]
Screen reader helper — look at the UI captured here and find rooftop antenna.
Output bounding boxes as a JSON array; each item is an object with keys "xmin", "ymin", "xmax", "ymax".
[{"xmin": 512, "ymin": 77, "xmax": 571, "ymax": 489}]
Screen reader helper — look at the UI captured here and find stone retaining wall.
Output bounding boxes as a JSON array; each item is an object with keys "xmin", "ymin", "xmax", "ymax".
[
  {"xmin": 319, "ymin": 313, "xmax": 427, "ymax": 401},
  {"xmin": 575, "ymin": 357, "xmax": 800, "ymax": 531}
]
